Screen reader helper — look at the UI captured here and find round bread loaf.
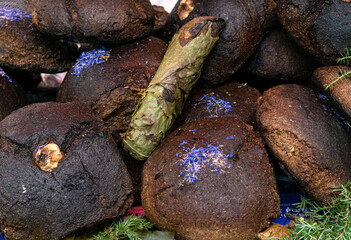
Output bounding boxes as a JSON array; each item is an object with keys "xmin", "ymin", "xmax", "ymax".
[
  {"xmin": 0, "ymin": 102, "xmax": 133, "ymax": 240},
  {"xmin": 32, "ymin": 0, "xmax": 155, "ymax": 44},
  {"xmin": 142, "ymin": 117, "xmax": 280, "ymax": 240},
  {"xmin": 58, "ymin": 36, "xmax": 167, "ymax": 143},
  {"xmin": 256, "ymin": 84, "xmax": 351, "ymax": 204},
  {"xmin": 0, "ymin": 0, "xmax": 77, "ymax": 72},
  {"xmin": 245, "ymin": 27, "xmax": 320, "ymax": 81}
]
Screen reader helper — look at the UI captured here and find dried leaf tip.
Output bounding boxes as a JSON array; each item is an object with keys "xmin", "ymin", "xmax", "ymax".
[{"xmin": 179, "ymin": 16, "xmax": 225, "ymax": 47}]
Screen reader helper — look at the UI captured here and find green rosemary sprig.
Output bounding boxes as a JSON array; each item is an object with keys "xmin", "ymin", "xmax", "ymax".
[
  {"xmin": 92, "ymin": 216, "xmax": 154, "ymax": 240},
  {"xmin": 324, "ymin": 69, "xmax": 351, "ymax": 90},
  {"xmin": 284, "ymin": 181, "xmax": 351, "ymax": 240},
  {"xmin": 337, "ymin": 48, "xmax": 351, "ymax": 66},
  {"xmin": 324, "ymin": 48, "xmax": 351, "ymax": 90}
]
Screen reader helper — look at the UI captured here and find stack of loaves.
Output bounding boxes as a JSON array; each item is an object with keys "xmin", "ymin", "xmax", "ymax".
[{"xmin": 0, "ymin": 0, "xmax": 351, "ymax": 240}]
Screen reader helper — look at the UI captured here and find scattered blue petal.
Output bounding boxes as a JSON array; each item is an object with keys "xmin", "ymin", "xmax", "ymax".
[
  {"xmin": 225, "ymin": 136, "xmax": 234, "ymax": 140},
  {"xmin": 195, "ymin": 93, "xmax": 232, "ymax": 117},
  {"xmin": 0, "ymin": 66, "xmax": 12, "ymax": 83},
  {"xmin": 179, "ymin": 139, "xmax": 188, "ymax": 146},
  {"xmin": 189, "ymin": 129, "xmax": 197, "ymax": 133},
  {"xmin": 72, "ymin": 46, "xmax": 110, "ymax": 77},
  {"xmin": 0, "ymin": 7, "xmax": 31, "ymax": 21},
  {"xmin": 176, "ymin": 142, "xmax": 232, "ymax": 186},
  {"xmin": 317, "ymin": 94, "xmax": 329, "ymax": 101}
]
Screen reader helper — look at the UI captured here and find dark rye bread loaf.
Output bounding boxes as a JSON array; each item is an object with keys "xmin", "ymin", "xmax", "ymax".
[
  {"xmin": 32, "ymin": 0, "xmax": 155, "ymax": 44},
  {"xmin": 58, "ymin": 36, "xmax": 167, "ymax": 143},
  {"xmin": 0, "ymin": 0, "xmax": 77, "ymax": 72},
  {"xmin": 142, "ymin": 117, "xmax": 280, "ymax": 240},
  {"xmin": 256, "ymin": 84, "xmax": 351, "ymax": 204},
  {"xmin": 0, "ymin": 102, "xmax": 133, "ymax": 240},
  {"xmin": 245, "ymin": 27, "xmax": 320, "ymax": 81}
]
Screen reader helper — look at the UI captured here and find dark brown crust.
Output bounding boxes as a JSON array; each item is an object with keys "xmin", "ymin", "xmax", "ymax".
[
  {"xmin": 32, "ymin": 0, "xmax": 155, "ymax": 44},
  {"xmin": 174, "ymin": 82, "xmax": 261, "ymax": 128},
  {"xmin": 245, "ymin": 27, "xmax": 320, "ymax": 81},
  {"xmin": 277, "ymin": 0, "xmax": 351, "ymax": 65},
  {"xmin": 256, "ymin": 84, "xmax": 351, "ymax": 203},
  {"xmin": 58, "ymin": 36, "xmax": 167, "ymax": 142},
  {"xmin": 142, "ymin": 117, "xmax": 280, "ymax": 240},
  {"xmin": 0, "ymin": 102, "xmax": 133, "ymax": 240},
  {"xmin": 0, "ymin": 0, "xmax": 77, "ymax": 72}
]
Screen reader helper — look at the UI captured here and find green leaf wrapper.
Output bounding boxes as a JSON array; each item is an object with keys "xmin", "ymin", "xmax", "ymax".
[{"xmin": 123, "ymin": 16, "xmax": 225, "ymax": 160}]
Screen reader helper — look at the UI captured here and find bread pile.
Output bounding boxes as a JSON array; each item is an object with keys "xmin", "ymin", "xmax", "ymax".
[{"xmin": 0, "ymin": 0, "xmax": 351, "ymax": 239}]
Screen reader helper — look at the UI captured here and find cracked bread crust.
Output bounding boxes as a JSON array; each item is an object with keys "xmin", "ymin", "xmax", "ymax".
[{"xmin": 0, "ymin": 102, "xmax": 133, "ymax": 240}]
